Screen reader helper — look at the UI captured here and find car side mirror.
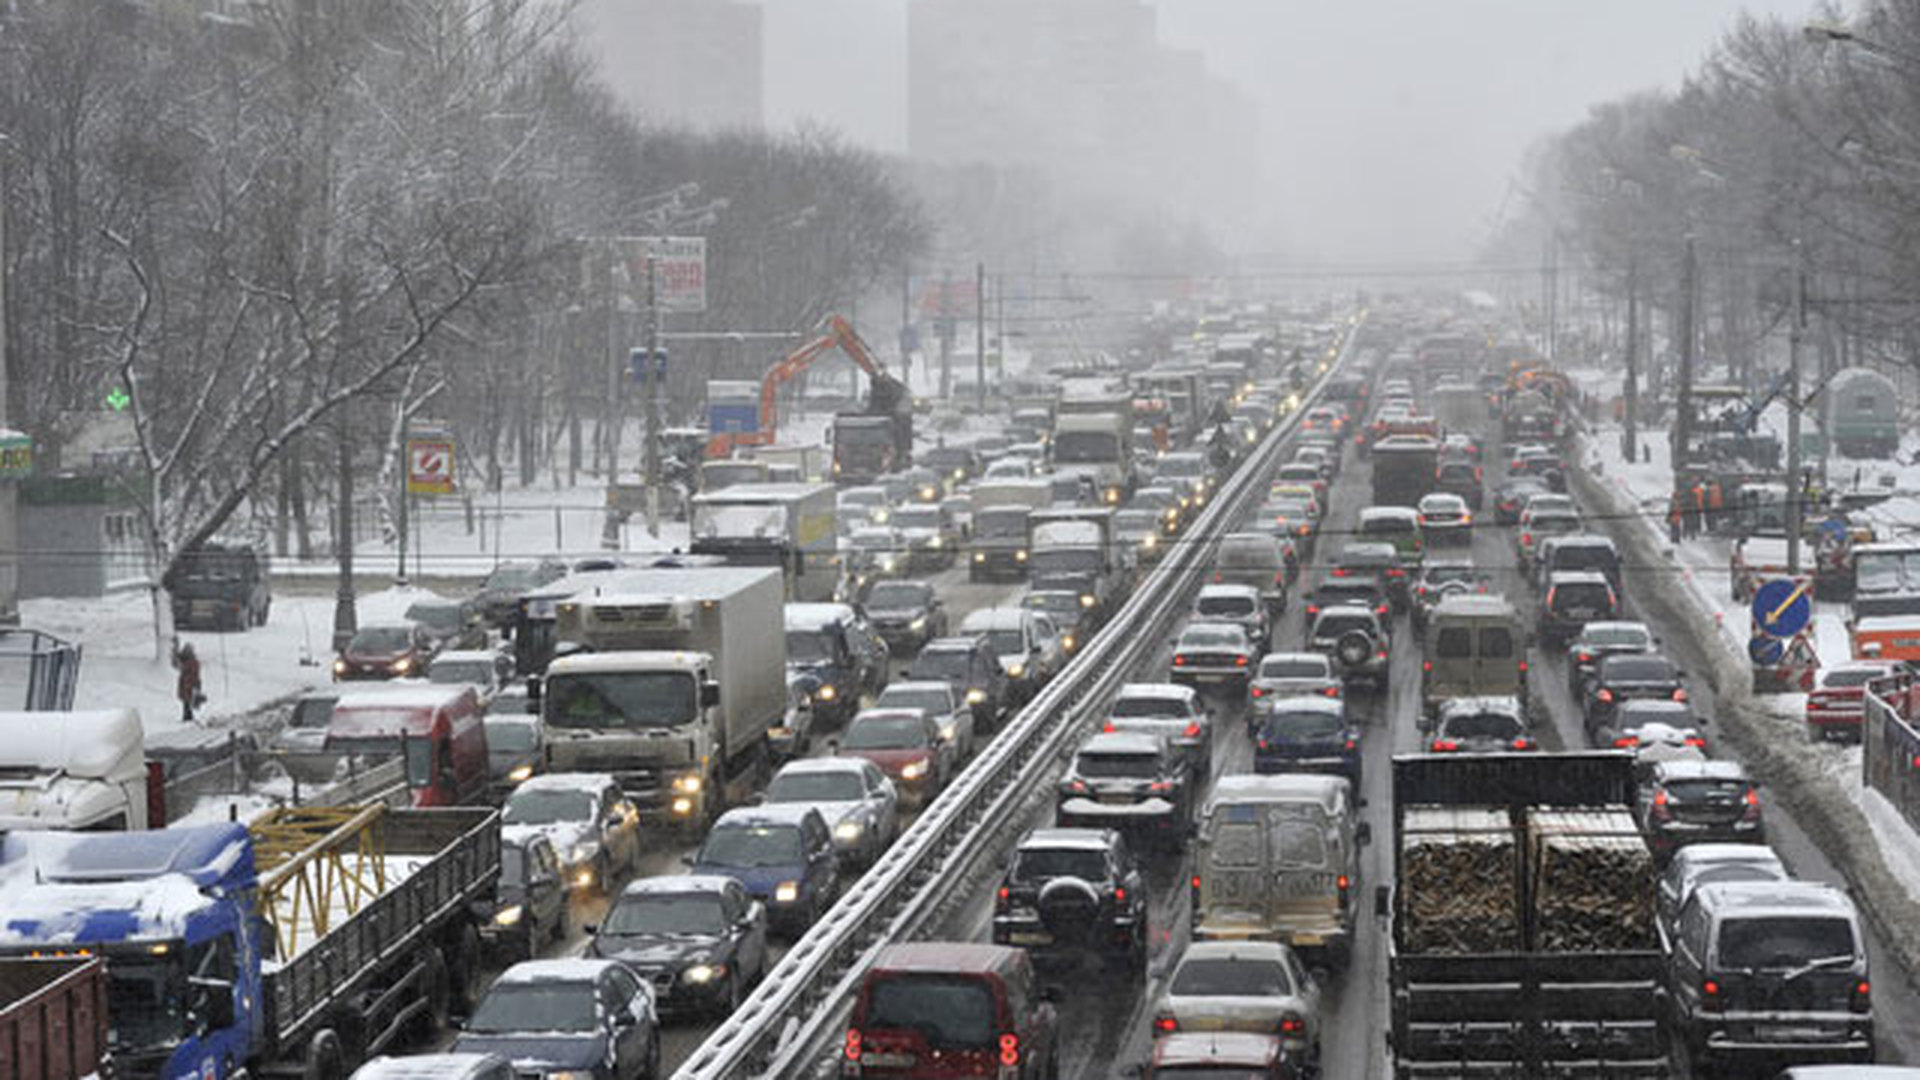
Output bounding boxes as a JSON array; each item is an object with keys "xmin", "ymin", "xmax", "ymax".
[
  {"xmin": 582, "ymin": 923, "xmax": 599, "ymax": 935},
  {"xmin": 614, "ymin": 1008, "xmax": 638, "ymax": 1029},
  {"xmin": 701, "ymin": 681, "xmax": 722, "ymax": 708},
  {"xmin": 681, "ymin": 854, "xmax": 697, "ymax": 868}
]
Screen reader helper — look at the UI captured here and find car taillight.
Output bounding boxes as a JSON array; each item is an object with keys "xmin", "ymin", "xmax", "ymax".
[
  {"xmin": 1173, "ymin": 654, "xmax": 1187, "ymax": 667},
  {"xmin": 999, "ymin": 1032, "xmax": 1021, "ymax": 1067},
  {"xmin": 1275, "ymin": 571, "xmax": 1287, "ymax": 586},
  {"xmin": 1113, "ymin": 886, "xmax": 1127, "ymax": 904},
  {"xmin": 1306, "ymin": 605, "xmax": 1320, "ymax": 617},
  {"xmin": 1702, "ymin": 980, "xmax": 1724, "ymax": 1012},
  {"xmin": 996, "ymin": 886, "xmax": 1010, "ymax": 906},
  {"xmin": 1279, "ymin": 1014, "xmax": 1307, "ymax": 1035},
  {"xmin": 1149, "ymin": 780, "xmax": 1173, "ymax": 793},
  {"xmin": 1673, "ymin": 688, "xmax": 1689, "ymax": 702},
  {"xmin": 1652, "ymin": 789, "xmax": 1671, "ymax": 818},
  {"xmin": 1236, "ymin": 655, "xmax": 1249, "ymax": 667},
  {"xmin": 1376, "ymin": 649, "xmax": 1388, "ymax": 660},
  {"xmin": 1324, "ymin": 686, "xmax": 1340, "ymax": 697},
  {"xmin": 1522, "ymin": 533, "xmax": 1533, "ymax": 547},
  {"xmin": 1387, "ymin": 567, "xmax": 1405, "ymax": 577},
  {"xmin": 1070, "ymin": 780, "xmax": 1088, "ymax": 793},
  {"xmin": 845, "ymin": 1028, "xmax": 863, "ymax": 1061},
  {"xmin": 1344, "ymin": 738, "xmax": 1357, "ymax": 751},
  {"xmin": 1517, "ymin": 659, "xmax": 1528, "ymax": 673},
  {"xmin": 1685, "ymin": 735, "xmax": 1708, "ymax": 748},
  {"xmin": 1212, "ymin": 572, "xmax": 1222, "ymax": 583},
  {"xmin": 1576, "ymin": 651, "xmax": 1593, "ymax": 664},
  {"xmin": 1331, "ymin": 568, "xmax": 1349, "ymax": 577},
  {"xmin": 1377, "ymin": 604, "xmax": 1390, "ymax": 617},
  {"xmin": 1154, "ymin": 1016, "xmax": 1178, "ymax": 1034},
  {"xmin": 1512, "ymin": 737, "xmax": 1534, "ymax": 750},
  {"xmin": 1596, "ymin": 688, "xmax": 1614, "ymax": 703},
  {"xmin": 1853, "ymin": 980, "xmax": 1872, "ymax": 1012},
  {"xmin": 1184, "ymin": 720, "xmax": 1203, "ymax": 737},
  {"xmin": 1422, "ymin": 660, "xmax": 1433, "ymax": 672},
  {"xmin": 1613, "ymin": 735, "xmax": 1640, "ymax": 748},
  {"xmin": 1102, "ymin": 722, "xmax": 1116, "ymax": 733},
  {"xmin": 1432, "ymin": 739, "xmax": 1459, "ymax": 752},
  {"xmin": 1743, "ymin": 787, "xmax": 1761, "ymax": 817},
  {"xmin": 1251, "ymin": 686, "xmax": 1265, "ymax": 698},
  {"xmin": 1191, "ymin": 873, "xmax": 1202, "ymax": 891}
]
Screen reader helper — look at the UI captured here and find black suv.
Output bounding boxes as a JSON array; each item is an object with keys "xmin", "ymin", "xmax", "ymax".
[
  {"xmin": 861, "ymin": 579, "xmax": 948, "ymax": 655},
  {"xmin": 909, "ymin": 635, "xmax": 1010, "ymax": 732},
  {"xmin": 1055, "ymin": 731, "xmax": 1191, "ymax": 852},
  {"xmin": 1434, "ymin": 459, "xmax": 1484, "ymax": 510},
  {"xmin": 1582, "ymin": 652, "xmax": 1688, "ymax": 735},
  {"xmin": 1538, "ymin": 570, "xmax": 1619, "ymax": 647},
  {"xmin": 1333, "ymin": 541, "xmax": 1411, "ymax": 611},
  {"xmin": 992, "ymin": 827, "xmax": 1148, "ymax": 972},
  {"xmin": 1304, "ymin": 574, "xmax": 1392, "ymax": 625}
]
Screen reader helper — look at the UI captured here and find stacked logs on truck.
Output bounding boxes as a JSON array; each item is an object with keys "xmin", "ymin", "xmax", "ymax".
[
  {"xmin": 1398, "ymin": 806, "xmax": 1519, "ymax": 954},
  {"xmin": 1527, "ymin": 808, "xmax": 1656, "ymax": 951}
]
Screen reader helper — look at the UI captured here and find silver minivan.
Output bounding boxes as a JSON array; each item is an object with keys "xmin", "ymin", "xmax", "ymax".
[
  {"xmin": 1191, "ymin": 773, "xmax": 1369, "ymax": 970},
  {"xmin": 1420, "ymin": 593, "xmax": 1527, "ymax": 720}
]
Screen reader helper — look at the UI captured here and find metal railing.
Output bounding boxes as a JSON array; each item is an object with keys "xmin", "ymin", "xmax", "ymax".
[{"xmin": 672, "ymin": 319, "xmax": 1367, "ymax": 1079}]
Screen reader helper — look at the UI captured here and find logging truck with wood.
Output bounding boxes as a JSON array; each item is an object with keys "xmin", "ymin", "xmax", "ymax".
[{"xmin": 1378, "ymin": 752, "xmax": 1671, "ymax": 1078}]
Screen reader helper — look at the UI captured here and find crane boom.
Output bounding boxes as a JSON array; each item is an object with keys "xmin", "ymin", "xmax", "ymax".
[{"xmin": 707, "ymin": 315, "xmax": 902, "ymax": 459}]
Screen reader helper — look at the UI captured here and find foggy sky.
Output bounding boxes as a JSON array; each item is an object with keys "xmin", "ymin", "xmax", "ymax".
[{"xmin": 762, "ymin": 0, "xmax": 1820, "ymax": 263}]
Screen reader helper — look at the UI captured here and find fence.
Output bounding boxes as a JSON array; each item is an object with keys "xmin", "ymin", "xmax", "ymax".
[
  {"xmin": 161, "ymin": 742, "xmax": 408, "ymax": 824},
  {"xmin": 0, "ymin": 628, "xmax": 83, "ymax": 710},
  {"xmin": 1864, "ymin": 674, "xmax": 1920, "ymax": 833}
]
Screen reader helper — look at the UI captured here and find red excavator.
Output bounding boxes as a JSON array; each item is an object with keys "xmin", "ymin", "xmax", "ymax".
[{"xmin": 705, "ymin": 315, "xmax": 912, "ymax": 483}]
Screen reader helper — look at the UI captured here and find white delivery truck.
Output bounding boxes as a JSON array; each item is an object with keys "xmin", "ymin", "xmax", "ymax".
[
  {"xmin": 691, "ymin": 482, "xmax": 839, "ymax": 601},
  {"xmin": 546, "ymin": 567, "xmax": 787, "ymax": 829},
  {"xmin": 0, "ymin": 709, "xmax": 149, "ymax": 831}
]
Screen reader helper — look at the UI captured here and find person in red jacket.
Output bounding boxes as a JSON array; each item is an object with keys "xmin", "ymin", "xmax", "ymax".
[{"xmin": 175, "ymin": 641, "xmax": 203, "ymax": 722}]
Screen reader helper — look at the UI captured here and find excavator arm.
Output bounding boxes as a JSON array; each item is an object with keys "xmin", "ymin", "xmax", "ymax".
[{"xmin": 708, "ymin": 315, "xmax": 900, "ymax": 459}]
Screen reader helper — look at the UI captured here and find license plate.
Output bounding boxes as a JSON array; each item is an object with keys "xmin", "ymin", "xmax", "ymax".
[
  {"xmin": 862, "ymin": 1052, "xmax": 917, "ymax": 1067},
  {"xmin": 1099, "ymin": 793, "xmax": 1136, "ymax": 805},
  {"xmin": 1009, "ymin": 931, "xmax": 1053, "ymax": 946},
  {"xmin": 1292, "ymin": 932, "xmax": 1325, "ymax": 947},
  {"xmin": 1567, "ymin": 608, "xmax": 1597, "ymax": 618},
  {"xmin": 1761, "ymin": 1026, "xmax": 1830, "ymax": 1043}
]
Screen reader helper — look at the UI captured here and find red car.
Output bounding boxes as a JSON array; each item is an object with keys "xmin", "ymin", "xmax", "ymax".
[
  {"xmin": 1805, "ymin": 661, "xmax": 1903, "ymax": 741},
  {"xmin": 839, "ymin": 708, "xmax": 956, "ymax": 807}
]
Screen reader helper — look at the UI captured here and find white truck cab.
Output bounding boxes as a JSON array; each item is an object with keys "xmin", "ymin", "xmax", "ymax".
[{"xmin": 0, "ymin": 709, "xmax": 150, "ymax": 831}]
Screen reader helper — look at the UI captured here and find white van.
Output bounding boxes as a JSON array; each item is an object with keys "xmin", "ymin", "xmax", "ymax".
[
  {"xmin": 0, "ymin": 709, "xmax": 150, "ymax": 831},
  {"xmin": 1191, "ymin": 773, "xmax": 1368, "ymax": 969}
]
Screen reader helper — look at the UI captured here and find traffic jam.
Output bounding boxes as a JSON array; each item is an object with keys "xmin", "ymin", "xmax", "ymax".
[{"xmin": 4, "ymin": 305, "xmax": 1914, "ymax": 1080}]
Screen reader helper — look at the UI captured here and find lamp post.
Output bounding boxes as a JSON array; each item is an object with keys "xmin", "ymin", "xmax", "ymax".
[{"xmin": 0, "ymin": 134, "xmax": 16, "ymax": 626}]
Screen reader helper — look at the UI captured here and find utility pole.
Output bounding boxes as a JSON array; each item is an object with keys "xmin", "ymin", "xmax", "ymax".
[
  {"xmin": 1674, "ymin": 236, "xmax": 1698, "ymax": 520},
  {"xmin": 1543, "ymin": 236, "xmax": 1559, "ymax": 364},
  {"xmin": 938, "ymin": 269, "xmax": 953, "ymax": 401},
  {"xmin": 1786, "ymin": 241, "xmax": 1807, "ymax": 577},
  {"xmin": 395, "ymin": 412, "xmax": 409, "ymax": 587},
  {"xmin": 0, "ymin": 143, "xmax": 16, "ymax": 626},
  {"xmin": 974, "ymin": 262, "xmax": 987, "ymax": 412},
  {"xmin": 603, "ymin": 242, "xmax": 623, "ymax": 479},
  {"xmin": 1623, "ymin": 256, "xmax": 1639, "ymax": 462},
  {"xmin": 899, "ymin": 264, "xmax": 913, "ymax": 386},
  {"xmin": 643, "ymin": 252, "xmax": 662, "ymax": 539},
  {"xmin": 332, "ymin": 406, "xmax": 358, "ymax": 652}
]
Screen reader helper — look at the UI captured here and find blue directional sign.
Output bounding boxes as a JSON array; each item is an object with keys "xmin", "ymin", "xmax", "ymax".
[
  {"xmin": 1749, "ymin": 634, "xmax": 1785, "ymax": 666},
  {"xmin": 1752, "ymin": 578, "xmax": 1811, "ymax": 638},
  {"xmin": 629, "ymin": 347, "xmax": 668, "ymax": 382}
]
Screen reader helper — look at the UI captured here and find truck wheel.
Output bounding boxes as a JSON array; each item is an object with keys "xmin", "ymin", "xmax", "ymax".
[
  {"xmin": 301, "ymin": 1031, "xmax": 346, "ymax": 1080},
  {"xmin": 423, "ymin": 950, "xmax": 453, "ymax": 1035},
  {"xmin": 449, "ymin": 922, "xmax": 486, "ymax": 1017}
]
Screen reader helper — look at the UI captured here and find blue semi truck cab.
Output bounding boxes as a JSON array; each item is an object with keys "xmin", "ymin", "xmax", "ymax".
[{"xmin": 0, "ymin": 806, "xmax": 498, "ymax": 1080}]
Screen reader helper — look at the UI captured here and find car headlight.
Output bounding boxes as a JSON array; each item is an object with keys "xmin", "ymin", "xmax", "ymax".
[
  {"xmin": 506, "ymin": 764, "xmax": 533, "ymax": 784},
  {"xmin": 929, "ymin": 536, "xmax": 944, "ymax": 548},
  {"xmin": 966, "ymin": 688, "xmax": 987, "ymax": 705},
  {"xmin": 938, "ymin": 717, "xmax": 961, "ymax": 742},
  {"xmin": 682, "ymin": 962, "xmax": 726, "ymax": 984},
  {"xmin": 391, "ymin": 656, "xmax": 413, "ymax": 674},
  {"xmin": 573, "ymin": 865, "xmax": 596, "ymax": 889},
  {"xmin": 332, "ymin": 659, "xmax": 348, "ymax": 675},
  {"xmin": 1080, "ymin": 594, "xmax": 1097, "ymax": 609},
  {"xmin": 920, "ymin": 486, "xmax": 938, "ymax": 501},
  {"xmin": 672, "ymin": 773, "xmax": 703, "ymax": 794},
  {"xmin": 1015, "ymin": 549, "xmax": 1028, "ymax": 561},
  {"xmin": 816, "ymin": 683, "xmax": 837, "ymax": 702},
  {"xmin": 834, "ymin": 820, "xmax": 865, "ymax": 843},
  {"xmin": 871, "ymin": 509, "xmax": 889, "ymax": 523},
  {"xmin": 774, "ymin": 881, "xmax": 800, "ymax": 904},
  {"xmin": 881, "ymin": 557, "xmax": 897, "ymax": 571},
  {"xmin": 1062, "ymin": 634, "xmax": 1077, "ymax": 652},
  {"xmin": 1141, "ymin": 535, "xmax": 1158, "ymax": 550},
  {"xmin": 973, "ymin": 552, "xmax": 986, "ymax": 563},
  {"xmin": 1007, "ymin": 662, "xmax": 1026, "ymax": 680},
  {"xmin": 493, "ymin": 904, "xmax": 525, "ymax": 927},
  {"xmin": 901, "ymin": 758, "xmax": 930, "ymax": 780}
]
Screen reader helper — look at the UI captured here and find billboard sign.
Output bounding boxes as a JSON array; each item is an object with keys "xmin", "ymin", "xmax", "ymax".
[
  {"xmin": 615, "ymin": 236, "xmax": 707, "ymax": 313},
  {"xmin": 406, "ymin": 435, "xmax": 456, "ymax": 496}
]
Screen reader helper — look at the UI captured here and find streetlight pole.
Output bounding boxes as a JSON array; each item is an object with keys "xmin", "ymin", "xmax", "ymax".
[
  {"xmin": 975, "ymin": 262, "xmax": 987, "ymax": 413},
  {"xmin": 643, "ymin": 253, "xmax": 662, "ymax": 539},
  {"xmin": 0, "ymin": 139, "xmax": 16, "ymax": 626},
  {"xmin": 1623, "ymin": 255, "xmax": 1640, "ymax": 462},
  {"xmin": 1787, "ymin": 240, "xmax": 1807, "ymax": 576},
  {"xmin": 1674, "ymin": 235, "xmax": 1698, "ymax": 522}
]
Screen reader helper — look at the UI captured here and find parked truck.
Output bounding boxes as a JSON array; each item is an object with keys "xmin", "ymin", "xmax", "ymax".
[
  {"xmin": 0, "ymin": 709, "xmax": 150, "ymax": 831},
  {"xmin": 969, "ymin": 478, "xmax": 1052, "ymax": 581},
  {"xmin": 1381, "ymin": 752, "xmax": 1670, "ymax": 1078},
  {"xmin": 690, "ymin": 482, "xmax": 838, "ymax": 601},
  {"xmin": 0, "ymin": 957, "xmax": 109, "ymax": 1080},
  {"xmin": 0, "ymin": 804, "xmax": 499, "ymax": 1080},
  {"xmin": 546, "ymin": 566, "xmax": 786, "ymax": 827}
]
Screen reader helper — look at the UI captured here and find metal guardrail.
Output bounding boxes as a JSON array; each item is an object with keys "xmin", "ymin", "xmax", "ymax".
[
  {"xmin": 1865, "ymin": 674, "xmax": 1920, "ymax": 833},
  {"xmin": 163, "ymin": 744, "xmax": 408, "ymax": 823},
  {"xmin": 672, "ymin": 319, "xmax": 1368, "ymax": 1079}
]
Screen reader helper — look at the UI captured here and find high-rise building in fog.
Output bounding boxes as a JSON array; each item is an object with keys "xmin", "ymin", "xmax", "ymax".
[
  {"xmin": 908, "ymin": 0, "xmax": 1258, "ymax": 218},
  {"xmin": 576, "ymin": 0, "xmax": 764, "ymax": 130}
]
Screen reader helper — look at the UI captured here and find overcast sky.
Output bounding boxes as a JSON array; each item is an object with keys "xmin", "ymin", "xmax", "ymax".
[{"xmin": 762, "ymin": 0, "xmax": 1825, "ymax": 263}]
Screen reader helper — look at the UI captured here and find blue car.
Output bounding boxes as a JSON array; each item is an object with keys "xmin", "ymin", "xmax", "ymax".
[
  {"xmin": 1253, "ymin": 695, "xmax": 1362, "ymax": 790},
  {"xmin": 452, "ymin": 958, "xmax": 659, "ymax": 1080},
  {"xmin": 687, "ymin": 805, "xmax": 840, "ymax": 936}
]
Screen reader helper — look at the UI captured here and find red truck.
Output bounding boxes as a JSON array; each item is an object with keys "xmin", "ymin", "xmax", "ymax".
[{"xmin": 0, "ymin": 958, "xmax": 109, "ymax": 1080}]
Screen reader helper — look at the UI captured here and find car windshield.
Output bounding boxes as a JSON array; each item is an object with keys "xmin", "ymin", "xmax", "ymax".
[
  {"xmin": 1219, "ymin": 543, "xmax": 1278, "ymax": 569},
  {"xmin": 1552, "ymin": 582, "xmax": 1612, "ymax": 609},
  {"xmin": 1158, "ymin": 456, "xmax": 1206, "ymax": 477},
  {"xmin": 104, "ymin": 956, "xmax": 185, "ymax": 1052},
  {"xmin": 483, "ymin": 566, "xmax": 540, "ymax": 592},
  {"xmin": 1441, "ymin": 712, "xmax": 1523, "ymax": 739},
  {"xmin": 404, "ymin": 603, "xmax": 462, "ymax": 631},
  {"xmin": 1075, "ymin": 750, "xmax": 1158, "ymax": 779},
  {"xmin": 1361, "ymin": 517, "xmax": 1415, "ymax": 536},
  {"xmin": 1197, "ymin": 595, "xmax": 1258, "ymax": 618},
  {"xmin": 700, "ymin": 824, "xmax": 804, "ymax": 868},
  {"xmin": 605, "ymin": 893, "xmax": 729, "ymax": 936},
  {"xmin": 1266, "ymin": 708, "xmax": 1342, "ymax": 738},
  {"xmin": 1054, "ymin": 430, "xmax": 1119, "ymax": 463},
  {"xmin": 1170, "ymin": 958, "xmax": 1294, "ymax": 998},
  {"xmin": 1180, "ymin": 626, "xmax": 1244, "ymax": 649},
  {"xmin": 466, "ymin": 980, "xmax": 597, "ymax": 1034},
  {"xmin": 1112, "ymin": 696, "xmax": 1184, "ymax": 719},
  {"xmin": 1666, "ymin": 778, "xmax": 1750, "ymax": 802},
  {"xmin": 501, "ymin": 844, "xmax": 530, "ymax": 886},
  {"xmin": 1259, "ymin": 657, "xmax": 1327, "ymax": 679},
  {"xmin": 1013, "ymin": 847, "xmax": 1108, "ymax": 882},
  {"xmin": 865, "ymin": 583, "xmax": 929, "ymax": 609},
  {"xmin": 1314, "ymin": 613, "xmax": 1374, "ymax": 639},
  {"xmin": 984, "ymin": 629, "xmax": 1027, "ymax": 655},
  {"xmin": 429, "ymin": 660, "xmax": 492, "ymax": 685},
  {"xmin": 786, "ymin": 630, "xmax": 839, "ymax": 664},
  {"xmin": 1716, "ymin": 916, "xmax": 1856, "ymax": 971},
  {"xmin": 913, "ymin": 650, "xmax": 974, "ymax": 681},
  {"xmin": 768, "ymin": 770, "xmax": 866, "ymax": 803},
  {"xmin": 879, "ymin": 687, "xmax": 951, "ymax": 714},
  {"xmin": 1025, "ymin": 594, "xmax": 1080, "ymax": 618},
  {"xmin": 894, "ymin": 508, "xmax": 939, "ymax": 529},
  {"xmin": 1581, "ymin": 626, "xmax": 1650, "ymax": 649},
  {"xmin": 844, "ymin": 716, "xmax": 928, "ymax": 750},
  {"xmin": 502, "ymin": 788, "xmax": 593, "ymax": 825},
  {"xmin": 863, "ymin": 975, "xmax": 996, "ymax": 1049},
  {"xmin": 348, "ymin": 626, "xmax": 412, "ymax": 652},
  {"xmin": 1606, "ymin": 657, "xmax": 1676, "ymax": 682},
  {"xmin": 486, "ymin": 719, "xmax": 538, "ymax": 752}
]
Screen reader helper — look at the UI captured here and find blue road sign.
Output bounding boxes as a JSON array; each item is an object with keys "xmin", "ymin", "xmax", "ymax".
[
  {"xmin": 1752, "ymin": 578, "xmax": 1811, "ymax": 638},
  {"xmin": 1749, "ymin": 635, "xmax": 1785, "ymax": 666},
  {"xmin": 629, "ymin": 348, "xmax": 668, "ymax": 382}
]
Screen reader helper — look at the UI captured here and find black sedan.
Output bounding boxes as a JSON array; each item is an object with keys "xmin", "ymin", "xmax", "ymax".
[
  {"xmin": 588, "ymin": 875, "xmax": 770, "ymax": 1017},
  {"xmin": 453, "ymin": 959, "xmax": 660, "ymax": 1080},
  {"xmin": 1492, "ymin": 475, "xmax": 1551, "ymax": 525},
  {"xmin": 477, "ymin": 832, "xmax": 570, "ymax": 962},
  {"xmin": 1582, "ymin": 653, "xmax": 1689, "ymax": 736}
]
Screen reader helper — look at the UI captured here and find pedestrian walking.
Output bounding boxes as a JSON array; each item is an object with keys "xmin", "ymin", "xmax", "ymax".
[
  {"xmin": 1707, "ymin": 479, "xmax": 1725, "ymax": 533},
  {"xmin": 175, "ymin": 641, "xmax": 204, "ymax": 723},
  {"xmin": 1687, "ymin": 480, "xmax": 1707, "ymax": 538},
  {"xmin": 1668, "ymin": 493, "xmax": 1684, "ymax": 545}
]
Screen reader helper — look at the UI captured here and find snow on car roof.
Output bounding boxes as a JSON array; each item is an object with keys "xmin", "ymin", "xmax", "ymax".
[
  {"xmin": 513, "ymin": 772, "xmax": 615, "ymax": 794},
  {"xmin": 495, "ymin": 958, "xmax": 624, "ymax": 984},
  {"xmin": 785, "ymin": 603, "xmax": 855, "ymax": 630},
  {"xmin": 618, "ymin": 874, "xmax": 737, "ymax": 898},
  {"xmin": 1116, "ymin": 682, "xmax": 1198, "ymax": 701},
  {"xmin": 329, "ymin": 685, "xmax": 476, "ymax": 712},
  {"xmin": 1079, "ymin": 731, "xmax": 1163, "ymax": 755},
  {"xmin": 1209, "ymin": 772, "xmax": 1348, "ymax": 807},
  {"xmin": 1017, "ymin": 827, "xmax": 1115, "ymax": 852},
  {"xmin": 1652, "ymin": 759, "xmax": 1750, "ymax": 781},
  {"xmin": 775, "ymin": 757, "xmax": 870, "ymax": 776},
  {"xmin": 960, "ymin": 608, "xmax": 1031, "ymax": 630}
]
